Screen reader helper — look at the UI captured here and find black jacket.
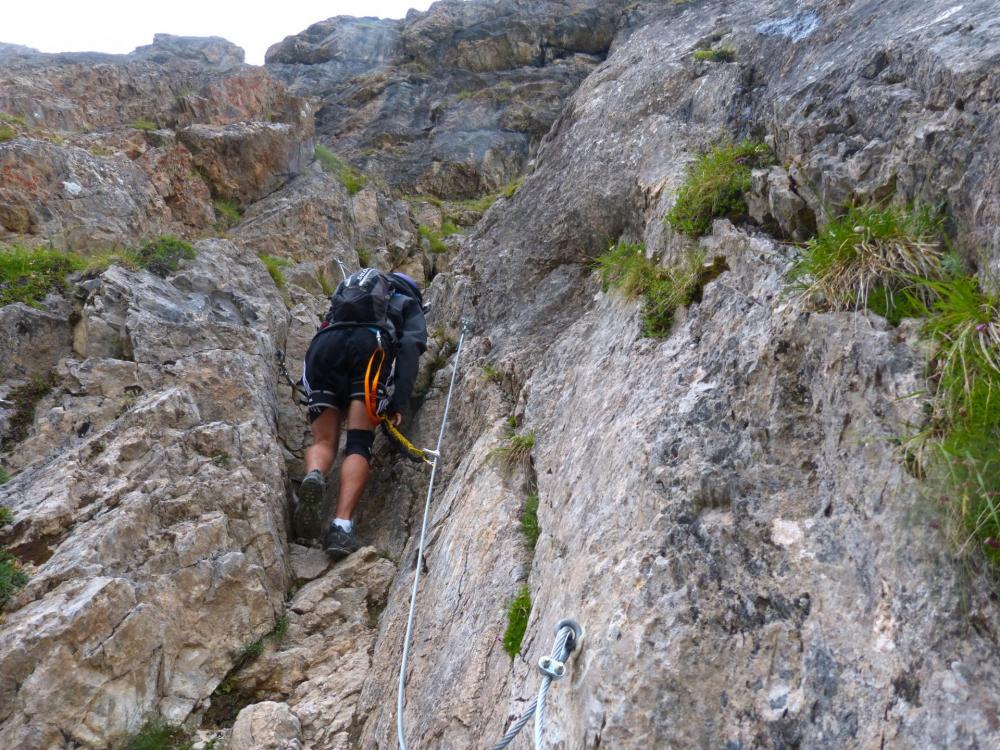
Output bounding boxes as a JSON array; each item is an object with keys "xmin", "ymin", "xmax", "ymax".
[{"xmin": 385, "ymin": 287, "xmax": 427, "ymax": 414}]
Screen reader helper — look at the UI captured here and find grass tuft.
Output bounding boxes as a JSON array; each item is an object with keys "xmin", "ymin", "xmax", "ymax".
[
  {"xmin": 128, "ymin": 119, "xmax": 158, "ymax": 132},
  {"xmin": 316, "ymin": 144, "xmax": 367, "ymax": 196},
  {"xmin": 259, "ymin": 254, "xmax": 292, "ymax": 288},
  {"xmin": 502, "ymin": 585, "xmax": 532, "ymax": 659},
  {"xmin": 489, "ymin": 427, "xmax": 535, "ymax": 472},
  {"xmin": 664, "ymin": 140, "xmax": 772, "ymax": 237},
  {"xmin": 693, "ymin": 47, "xmax": 735, "ymax": 62},
  {"xmin": 0, "ymin": 124, "xmax": 16, "ymax": 143},
  {"xmin": 356, "ymin": 247, "xmax": 371, "ymax": 266},
  {"xmin": 0, "ymin": 468, "xmax": 10, "ymax": 485},
  {"xmin": 135, "ymin": 236, "xmax": 195, "ymax": 277},
  {"xmin": 418, "ymin": 224, "xmax": 455, "ymax": 254},
  {"xmin": 120, "ymin": 718, "xmax": 191, "ymax": 750},
  {"xmin": 790, "ymin": 205, "xmax": 944, "ymax": 321},
  {"xmin": 0, "ymin": 245, "xmax": 86, "ymax": 307},
  {"xmin": 212, "ymin": 199, "xmax": 242, "ymax": 233},
  {"xmin": 2, "ymin": 373, "xmax": 56, "ymax": 450},
  {"xmin": 595, "ymin": 240, "xmax": 728, "ymax": 337},
  {"xmin": 522, "ymin": 494, "xmax": 540, "ymax": 550},
  {"xmin": 1, "ymin": 505, "xmax": 27, "ymax": 611}
]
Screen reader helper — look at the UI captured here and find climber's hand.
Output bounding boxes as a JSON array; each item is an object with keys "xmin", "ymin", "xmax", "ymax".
[{"xmin": 390, "ymin": 412, "xmax": 403, "ymax": 426}]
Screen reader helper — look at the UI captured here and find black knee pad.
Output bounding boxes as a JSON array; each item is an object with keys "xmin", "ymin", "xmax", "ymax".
[{"xmin": 345, "ymin": 429, "xmax": 374, "ymax": 462}]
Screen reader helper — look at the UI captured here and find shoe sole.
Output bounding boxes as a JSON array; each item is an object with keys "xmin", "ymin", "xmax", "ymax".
[
  {"xmin": 293, "ymin": 479, "xmax": 325, "ymax": 541},
  {"xmin": 324, "ymin": 541, "xmax": 362, "ymax": 559}
]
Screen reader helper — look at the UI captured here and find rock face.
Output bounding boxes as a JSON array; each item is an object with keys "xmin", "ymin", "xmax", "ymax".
[
  {"xmin": 2, "ymin": 1, "xmax": 1000, "ymax": 749},
  {"xmin": 265, "ymin": 1, "xmax": 628, "ymax": 197}
]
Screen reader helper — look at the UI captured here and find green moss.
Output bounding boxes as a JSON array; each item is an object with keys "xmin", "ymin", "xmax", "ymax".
[
  {"xmin": 0, "ymin": 506, "xmax": 11, "ymax": 524},
  {"xmin": 595, "ymin": 240, "xmax": 727, "ymax": 338},
  {"xmin": 0, "ymin": 245, "xmax": 86, "ymax": 307},
  {"xmin": 259, "ymin": 254, "xmax": 292, "ymax": 288},
  {"xmin": 522, "ymin": 494, "xmax": 540, "ymax": 550},
  {"xmin": 128, "ymin": 119, "xmax": 158, "ymax": 132},
  {"xmin": 502, "ymin": 585, "xmax": 532, "ymax": 659},
  {"xmin": 2, "ymin": 373, "xmax": 55, "ymax": 450},
  {"xmin": 0, "ymin": 124, "xmax": 16, "ymax": 143},
  {"xmin": 790, "ymin": 205, "xmax": 944, "ymax": 320},
  {"xmin": 693, "ymin": 47, "xmax": 735, "ymax": 62},
  {"xmin": 0, "ymin": 468, "xmax": 10, "ymax": 485},
  {"xmin": 664, "ymin": 140, "xmax": 772, "ymax": 237},
  {"xmin": 120, "ymin": 719, "xmax": 192, "ymax": 750},
  {"xmin": 212, "ymin": 199, "xmax": 243, "ymax": 233},
  {"xmin": 0, "ymin": 112, "xmax": 27, "ymax": 127},
  {"xmin": 316, "ymin": 144, "xmax": 367, "ymax": 196}
]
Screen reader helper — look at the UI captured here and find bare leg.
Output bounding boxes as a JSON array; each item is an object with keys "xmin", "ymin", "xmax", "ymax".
[
  {"xmin": 305, "ymin": 407, "xmax": 341, "ymax": 476},
  {"xmin": 334, "ymin": 400, "xmax": 373, "ymax": 522}
]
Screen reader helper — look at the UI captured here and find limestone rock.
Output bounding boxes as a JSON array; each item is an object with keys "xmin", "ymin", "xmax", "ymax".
[
  {"xmin": 0, "ymin": 138, "xmax": 171, "ymax": 249},
  {"xmin": 747, "ymin": 166, "xmax": 817, "ymax": 241},
  {"xmin": 0, "ymin": 303, "xmax": 72, "ymax": 381},
  {"xmin": 0, "ymin": 240, "xmax": 292, "ymax": 749},
  {"xmin": 265, "ymin": 1, "xmax": 627, "ymax": 197},
  {"xmin": 131, "ymin": 34, "xmax": 246, "ymax": 71},
  {"xmin": 177, "ymin": 122, "xmax": 314, "ymax": 206},
  {"xmin": 230, "ymin": 702, "xmax": 302, "ymax": 750},
  {"xmin": 213, "ymin": 549, "xmax": 396, "ymax": 750}
]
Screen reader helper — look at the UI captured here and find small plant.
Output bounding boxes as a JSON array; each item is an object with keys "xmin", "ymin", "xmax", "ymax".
[
  {"xmin": 2, "ymin": 373, "xmax": 55, "ymax": 450},
  {"xmin": 595, "ymin": 241, "xmax": 727, "ymax": 337},
  {"xmin": 0, "ymin": 468, "xmax": 10, "ymax": 485},
  {"xmin": 120, "ymin": 718, "xmax": 192, "ymax": 750},
  {"xmin": 315, "ymin": 144, "xmax": 367, "ymax": 196},
  {"xmin": 501, "ymin": 178, "xmax": 523, "ymax": 199},
  {"xmin": 522, "ymin": 494, "xmax": 540, "ymax": 549},
  {"xmin": 502, "ymin": 585, "xmax": 532, "ymax": 659},
  {"xmin": 490, "ymin": 429, "xmax": 536, "ymax": 472},
  {"xmin": 0, "ymin": 124, "xmax": 15, "ymax": 143},
  {"xmin": 440, "ymin": 219, "xmax": 461, "ymax": 237},
  {"xmin": 693, "ymin": 47, "xmax": 735, "ymax": 62},
  {"xmin": 259, "ymin": 254, "xmax": 292, "ymax": 288},
  {"xmin": 0, "ymin": 244, "xmax": 86, "ymax": 307},
  {"xmin": 665, "ymin": 140, "xmax": 772, "ymax": 237},
  {"xmin": 356, "ymin": 247, "xmax": 371, "ymax": 266},
  {"xmin": 482, "ymin": 364, "xmax": 502, "ymax": 384},
  {"xmin": 128, "ymin": 118, "xmax": 158, "ymax": 132},
  {"xmin": 318, "ymin": 271, "xmax": 334, "ymax": 296},
  {"xmin": 212, "ymin": 199, "xmax": 242, "ymax": 232},
  {"xmin": 1, "ymin": 505, "xmax": 27, "ymax": 609},
  {"xmin": 418, "ymin": 224, "xmax": 449, "ymax": 254},
  {"xmin": 789, "ymin": 205, "xmax": 944, "ymax": 321},
  {"xmin": 136, "ymin": 236, "xmax": 195, "ymax": 277},
  {"xmin": 237, "ymin": 613, "xmax": 289, "ymax": 663}
]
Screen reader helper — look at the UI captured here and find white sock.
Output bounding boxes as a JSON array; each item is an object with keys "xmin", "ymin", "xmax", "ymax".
[{"xmin": 333, "ymin": 518, "xmax": 353, "ymax": 533}]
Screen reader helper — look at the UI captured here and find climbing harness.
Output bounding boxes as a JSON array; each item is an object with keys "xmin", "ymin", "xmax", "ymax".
[
  {"xmin": 490, "ymin": 619, "xmax": 584, "ymax": 750},
  {"xmin": 394, "ymin": 318, "xmax": 584, "ymax": 750},
  {"xmin": 397, "ymin": 318, "xmax": 469, "ymax": 750}
]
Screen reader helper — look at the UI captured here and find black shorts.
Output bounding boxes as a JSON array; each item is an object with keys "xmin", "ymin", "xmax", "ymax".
[{"xmin": 302, "ymin": 327, "xmax": 392, "ymax": 422}]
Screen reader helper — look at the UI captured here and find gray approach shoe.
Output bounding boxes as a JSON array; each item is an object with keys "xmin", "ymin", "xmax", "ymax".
[
  {"xmin": 324, "ymin": 524, "xmax": 363, "ymax": 560},
  {"xmin": 293, "ymin": 469, "xmax": 326, "ymax": 541}
]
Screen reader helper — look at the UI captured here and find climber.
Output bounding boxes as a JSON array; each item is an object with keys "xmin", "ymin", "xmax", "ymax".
[{"xmin": 295, "ymin": 268, "xmax": 428, "ymax": 558}]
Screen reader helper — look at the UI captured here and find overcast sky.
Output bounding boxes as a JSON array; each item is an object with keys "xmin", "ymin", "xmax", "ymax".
[{"xmin": 3, "ymin": 1, "xmax": 436, "ymax": 65}]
